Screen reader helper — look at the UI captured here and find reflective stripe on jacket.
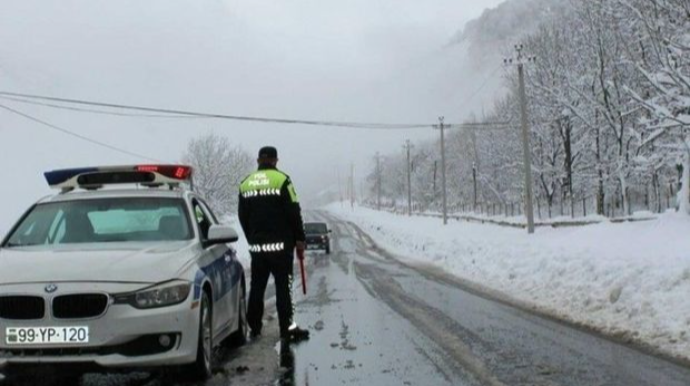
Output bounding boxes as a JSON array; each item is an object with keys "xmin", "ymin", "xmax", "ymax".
[{"xmin": 238, "ymin": 166, "xmax": 305, "ymax": 254}]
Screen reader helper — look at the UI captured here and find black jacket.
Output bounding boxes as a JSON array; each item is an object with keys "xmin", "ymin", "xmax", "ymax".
[{"xmin": 238, "ymin": 166, "xmax": 306, "ymax": 252}]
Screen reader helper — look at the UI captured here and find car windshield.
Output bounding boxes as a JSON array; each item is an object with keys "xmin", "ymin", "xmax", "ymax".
[
  {"xmin": 4, "ymin": 197, "xmax": 192, "ymax": 246},
  {"xmin": 305, "ymin": 223, "xmax": 328, "ymax": 234}
]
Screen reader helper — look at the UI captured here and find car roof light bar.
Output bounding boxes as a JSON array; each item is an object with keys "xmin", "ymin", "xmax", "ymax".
[{"xmin": 44, "ymin": 165, "xmax": 193, "ymax": 191}]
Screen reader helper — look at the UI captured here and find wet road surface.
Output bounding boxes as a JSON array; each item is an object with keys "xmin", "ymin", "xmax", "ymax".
[
  {"xmin": 285, "ymin": 228, "xmax": 479, "ymax": 385},
  {"xmin": 278, "ymin": 212, "xmax": 690, "ymax": 386},
  {"xmin": 3, "ymin": 211, "xmax": 690, "ymax": 385}
]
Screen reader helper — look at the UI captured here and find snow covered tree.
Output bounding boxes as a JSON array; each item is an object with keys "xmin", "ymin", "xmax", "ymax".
[
  {"xmin": 182, "ymin": 133, "xmax": 253, "ymax": 216},
  {"xmin": 365, "ymin": 0, "xmax": 689, "ymax": 217},
  {"xmin": 620, "ymin": 0, "xmax": 690, "ymax": 213}
]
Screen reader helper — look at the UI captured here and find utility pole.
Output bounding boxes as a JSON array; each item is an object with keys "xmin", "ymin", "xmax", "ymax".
[
  {"xmin": 374, "ymin": 153, "xmax": 380, "ymax": 210},
  {"xmin": 360, "ymin": 180, "xmax": 365, "ymax": 206},
  {"xmin": 505, "ymin": 44, "xmax": 536, "ymax": 234},
  {"xmin": 472, "ymin": 162, "xmax": 478, "ymax": 211},
  {"xmin": 433, "ymin": 161, "xmax": 437, "ymax": 195},
  {"xmin": 350, "ymin": 163, "xmax": 356, "ymax": 210},
  {"xmin": 437, "ymin": 117, "xmax": 448, "ymax": 225},
  {"xmin": 346, "ymin": 166, "xmax": 351, "ymax": 207},
  {"xmin": 470, "ymin": 128, "xmax": 481, "ymax": 211},
  {"xmin": 337, "ymin": 168, "xmax": 344, "ymax": 208},
  {"xmin": 404, "ymin": 140, "xmax": 413, "ymax": 216}
]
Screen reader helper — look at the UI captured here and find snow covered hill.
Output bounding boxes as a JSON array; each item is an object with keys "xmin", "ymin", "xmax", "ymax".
[
  {"xmin": 450, "ymin": 0, "xmax": 568, "ymax": 66},
  {"xmin": 329, "ymin": 204, "xmax": 690, "ymax": 362}
]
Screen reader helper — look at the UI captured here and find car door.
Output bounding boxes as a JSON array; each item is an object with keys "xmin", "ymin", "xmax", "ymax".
[
  {"xmin": 193, "ymin": 198, "xmax": 238, "ymax": 337},
  {"xmin": 190, "ymin": 198, "xmax": 229, "ymax": 335}
]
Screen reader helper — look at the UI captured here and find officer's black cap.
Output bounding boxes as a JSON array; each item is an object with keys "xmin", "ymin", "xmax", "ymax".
[{"xmin": 258, "ymin": 146, "xmax": 278, "ymax": 160}]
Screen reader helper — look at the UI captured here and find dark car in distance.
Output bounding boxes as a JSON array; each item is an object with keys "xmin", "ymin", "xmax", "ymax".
[{"xmin": 304, "ymin": 222, "xmax": 331, "ymax": 254}]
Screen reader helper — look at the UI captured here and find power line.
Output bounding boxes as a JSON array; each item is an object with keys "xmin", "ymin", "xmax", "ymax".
[
  {"xmin": 449, "ymin": 65, "xmax": 502, "ymax": 123},
  {"xmin": 0, "ymin": 91, "xmax": 433, "ymax": 130},
  {"xmin": 0, "ymin": 103, "xmax": 162, "ymax": 162},
  {"xmin": 446, "ymin": 121, "xmax": 513, "ymax": 130},
  {"xmin": 0, "ymin": 95, "xmax": 205, "ymax": 119},
  {"xmin": 460, "ymin": 65, "xmax": 502, "ymax": 107}
]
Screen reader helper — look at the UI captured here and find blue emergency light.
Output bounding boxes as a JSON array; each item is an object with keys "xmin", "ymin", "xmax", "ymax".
[{"xmin": 44, "ymin": 167, "xmax": 99, "ymax": 187}]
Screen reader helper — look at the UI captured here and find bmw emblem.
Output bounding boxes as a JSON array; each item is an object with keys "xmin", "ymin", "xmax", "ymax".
[{"xmin": 44, "ymin": 284, "xmax": 58, "ymax": 293}]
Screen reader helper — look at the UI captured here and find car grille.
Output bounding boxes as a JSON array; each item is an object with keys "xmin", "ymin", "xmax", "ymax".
[
  {"xmin": 0, "ymin": 296, "xmax": 45, "ymax": 320},
  {"xmin": 53, "ymin": 294, "xmax": 109, "ymax": 319}
]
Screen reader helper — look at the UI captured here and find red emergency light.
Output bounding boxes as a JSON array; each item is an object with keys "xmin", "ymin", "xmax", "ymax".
[{"xmin": 136, "ymin": 165, "xmax": 192, "ymax": 180}]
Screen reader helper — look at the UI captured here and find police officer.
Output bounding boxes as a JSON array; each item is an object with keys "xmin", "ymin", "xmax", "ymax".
[{"xmin": 238, "ymin": 146, "xmax": 310, "ymax": 343}]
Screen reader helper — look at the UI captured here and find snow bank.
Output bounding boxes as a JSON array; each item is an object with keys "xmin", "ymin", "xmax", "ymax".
[
  {"xmin": 328, "ymin": 204, "xmax": 690, "ymax": 361},
  {"xmin": 381, "ymin": 207, "xmax": 658, "ymax": 228}
]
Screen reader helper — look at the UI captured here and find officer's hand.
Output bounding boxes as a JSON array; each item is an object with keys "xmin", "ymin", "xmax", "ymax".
[{"xmin": 296, "ymin": 241, "xmax": 306, "ymax": 260}]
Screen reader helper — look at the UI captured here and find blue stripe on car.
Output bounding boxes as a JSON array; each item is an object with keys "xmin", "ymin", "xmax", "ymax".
[
  {"xmin": 193, "ymin": 270, "xmax": 205, "ymax": 300},
  {"xmin": 194, "ymin": 248, "xmax": 242, "ymax": 301}
]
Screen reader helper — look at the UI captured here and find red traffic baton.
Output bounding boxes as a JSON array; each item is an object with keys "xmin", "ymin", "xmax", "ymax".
[{"xmin": 299, "ymin": 256, "xmax": 307, "ymax": 295}]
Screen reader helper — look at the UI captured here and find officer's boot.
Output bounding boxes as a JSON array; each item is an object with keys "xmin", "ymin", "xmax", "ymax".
[{"xmin": 285, "ymin": 325, "xmax": 310, "ymax": 343}]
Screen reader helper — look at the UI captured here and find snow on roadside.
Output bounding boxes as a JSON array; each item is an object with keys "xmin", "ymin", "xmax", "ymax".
[
  {"xmin": 328, "ymin": 204, "xmax": 690, "ymax": 361},
  {"xmin": 383, "ymin": 207, "xmax": 658, "ymax": 227}
]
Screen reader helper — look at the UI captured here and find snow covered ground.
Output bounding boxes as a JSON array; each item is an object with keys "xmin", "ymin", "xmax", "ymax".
[
  {"xmin": 381, "ymin": 207, "xmax": 658, "ymax": 228},
  {"xmin": 328, "ymin": 204, "xmax": 690, "ymax": 361}
]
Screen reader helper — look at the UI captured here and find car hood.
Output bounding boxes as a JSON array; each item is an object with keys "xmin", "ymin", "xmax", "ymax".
[{"xmin": 0, "ymin": 241, "xmax": 199, "ymax": 285}]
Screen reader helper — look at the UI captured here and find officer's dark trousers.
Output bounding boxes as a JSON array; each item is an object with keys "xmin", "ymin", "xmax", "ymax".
[{"xmin": 247, "ymin": 251, "xmax": 295, "ymax": 337}]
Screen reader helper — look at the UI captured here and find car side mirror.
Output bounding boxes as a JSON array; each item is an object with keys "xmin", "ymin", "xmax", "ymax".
[
  {"xmin": 328, "ymin": 229, "xmax": 332, "ymax": 233},
  {"xmin": 206, "ymin": 225, "xmax": 239, "ymax": 246}
]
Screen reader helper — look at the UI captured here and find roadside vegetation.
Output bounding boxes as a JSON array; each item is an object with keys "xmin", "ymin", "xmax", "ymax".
[{"xmin": 367, "ymin": 0, "xmax": 690, "ymax": 220}]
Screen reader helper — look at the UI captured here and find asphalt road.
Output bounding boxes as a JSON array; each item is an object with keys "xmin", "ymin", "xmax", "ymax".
[
  {"xmin": 4, "ymin": 211, "xmax": 690, "ymax": 386},
  {"xmin": 273, "ymin": 212, "xmax": 690, "ymax": 386}
]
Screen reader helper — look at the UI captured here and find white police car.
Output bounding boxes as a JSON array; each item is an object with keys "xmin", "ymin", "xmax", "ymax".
[{"xmin": 0, "ymin": 165, "xmax": 247, "ymax": 383}]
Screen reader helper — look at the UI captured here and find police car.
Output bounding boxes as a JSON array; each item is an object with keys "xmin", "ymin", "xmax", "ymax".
[{"xmin": 0, "ymin": 165, "xmax": 247, "ymax": 383}]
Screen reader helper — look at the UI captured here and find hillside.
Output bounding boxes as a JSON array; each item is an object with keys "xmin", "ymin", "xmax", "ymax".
[{"xmin": 451, "ymin": 0, "xmax": 568, "ymax": 64}]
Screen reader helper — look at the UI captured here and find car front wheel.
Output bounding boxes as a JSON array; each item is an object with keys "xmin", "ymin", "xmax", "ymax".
[
  {"xmin": 185, "ymin": 291, "xmax": 213, "ymax": 381},
  {"xmin": 226, "ymin": 284, "xmax": 248, "ymax": 347}
]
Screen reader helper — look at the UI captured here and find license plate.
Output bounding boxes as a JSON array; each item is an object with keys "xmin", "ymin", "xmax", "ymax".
[
  {"xmin": 6, "ymin": 327, "xmax": 89, "ymax": 345},
  {"xmin": 307, "ymin": 245, "xmax": 320, "ymax": 250}
]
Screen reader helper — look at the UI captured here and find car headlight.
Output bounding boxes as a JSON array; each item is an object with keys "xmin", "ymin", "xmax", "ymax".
[{"xmin": 116, "ymin": 280, "xmax": 191, "ymax": 309}]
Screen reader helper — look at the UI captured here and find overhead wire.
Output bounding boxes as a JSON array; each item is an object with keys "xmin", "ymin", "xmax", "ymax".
[
  {"xmin": 0, "ymin": 88, "xmax": 515, "ymax": 168},
  {"xmin": 0, "ymin": 103, "xmax": 162, "ymax": 162},
  {"xmin": 453, "ymin": 65, "xmax": 503, "ymax": 117},
  {"xmin": 0, "ymin": 91, "xmax": 433, "ymax": 130},
  {"xmin": 0, "ymin": 95, "xmax": 206, "ymax": 119},
  {"xmin": 438, "ymin": 65, "xmax": 515, "ymax": 131}
]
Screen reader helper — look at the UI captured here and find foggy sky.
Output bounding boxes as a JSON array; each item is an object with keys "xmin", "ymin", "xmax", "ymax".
[{"xmin": 0, "ymin": 0, "xmax": 505, "ymax": 232}]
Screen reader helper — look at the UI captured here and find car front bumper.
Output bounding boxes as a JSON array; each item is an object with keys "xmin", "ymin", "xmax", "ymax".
[
  {"xmin": 0, "ymin": 284, "xmax": 199, "ymax": 370},
  {"xmin": 306, "ymin": 236, "xmax": 330, "ymax": 250}
]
